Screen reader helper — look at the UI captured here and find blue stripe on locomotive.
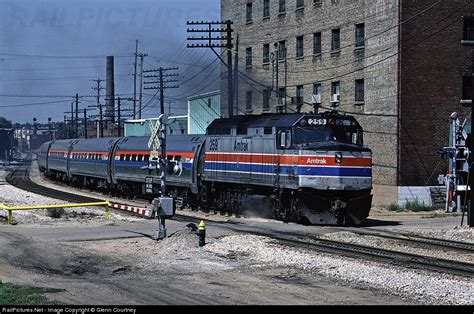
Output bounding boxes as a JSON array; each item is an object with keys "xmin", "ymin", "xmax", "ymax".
[{"xmin": 204, "ymin": 161, "xmax": 371, "ymax": 177}]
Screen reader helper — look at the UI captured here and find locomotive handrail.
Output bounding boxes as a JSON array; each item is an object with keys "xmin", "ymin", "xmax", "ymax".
[{"xmin": 1, "ymin": 201, "xmax": 110, "ymax": 225}]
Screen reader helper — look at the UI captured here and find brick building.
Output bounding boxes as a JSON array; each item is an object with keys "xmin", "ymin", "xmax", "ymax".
[{"xmin": 221, "ymin": 0, "xmax": 474, "ymax": 205}]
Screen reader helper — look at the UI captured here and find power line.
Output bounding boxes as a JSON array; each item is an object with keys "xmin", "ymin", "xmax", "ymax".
[
  {"xmin": 0, "ymin": 99, "xmax": 71, "ymax": 108},
  {"xmin": 0, "ymin": 63, "xmax": 132, "ymax": 72},
  {"xmin": 0, "ymin": 53, "xmax": 132, "ymax": 59}
]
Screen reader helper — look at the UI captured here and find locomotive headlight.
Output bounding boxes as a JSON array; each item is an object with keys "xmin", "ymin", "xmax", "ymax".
[{"xmin": 335, "ymin": 152, "xmax": 343, "ymax": 164}]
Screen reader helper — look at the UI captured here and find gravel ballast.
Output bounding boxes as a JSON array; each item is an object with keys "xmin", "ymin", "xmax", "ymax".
[{"xmin": 205, "ymin": 234, "xmax": 473, "ymax": 305}]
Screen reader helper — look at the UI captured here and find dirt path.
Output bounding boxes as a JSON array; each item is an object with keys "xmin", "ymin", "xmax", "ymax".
[{"xmin": 0, "ymin": 221, "xmax": 417, "ymax": 305}]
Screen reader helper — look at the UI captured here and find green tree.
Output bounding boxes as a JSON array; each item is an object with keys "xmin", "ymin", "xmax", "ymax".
[{"xmin": 0, "ymin": 117, "xmax": 12, "ymax": 128}]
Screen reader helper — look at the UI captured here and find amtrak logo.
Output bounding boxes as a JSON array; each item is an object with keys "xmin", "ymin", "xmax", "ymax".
[
  {"xmin": 307, "ymin": 158, "xmax": 327, "ymax": 165},
  {"xmin": 234, "ymin": 140, "xmax": 249, "ymax": 152}
]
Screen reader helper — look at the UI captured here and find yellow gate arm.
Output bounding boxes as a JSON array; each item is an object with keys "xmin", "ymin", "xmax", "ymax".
[{"xmin": 1, "ymin": 201, "xmax": 109, "ymax": 225}]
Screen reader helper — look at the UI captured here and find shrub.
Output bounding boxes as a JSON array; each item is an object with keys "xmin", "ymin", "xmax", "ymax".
[{"xmin": 387, "ymin": 199, "xmax": 436, "ymax": 212}]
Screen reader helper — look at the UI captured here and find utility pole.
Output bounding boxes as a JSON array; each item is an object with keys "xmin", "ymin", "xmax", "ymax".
[
  {"xmin": 63, "ymin": 115, "xmax": 67, "ymax": 139},
  {"xmin": 274, "ymin": 43, "xmax": 280, "ymax": 113},
  {"xmin": 144, "ymin": 67, "xmax": 179, "ymax": 115},
  {"xmin": 234, "ymin": 34, "xmax": 239, "ymax": 115},
  {"xmin": 70, "ymin": 102, "xmax": 74, "ymax": 138},
  {"xmin": 117, "ymin": 97, "xmax": 121, "ymax": 137},
  {"xmin": 83, "ymin": 109, "xmax": 88, "ymax": 139},
  {"xmin": 167, "ymin": 101, "xmax": 174, "ymax": 114},
  {"xmin": 75, "ymin": 93, "xmax": 79, "ymax": 139},
  {"xmin": 284, "ymin": 56, "xmax": 288, "ymax": 114},
  {"xmin": 186, "ymin": 20, "xmax": 234, "ymax": 117},
  {"xmin": 138, "ymin": 53, "xmax": 148, "ymax": 119},
  {"xmin": 107, "ymin": 96, "xmax": 133, "ymax": 137},
  {"xmin": 91, "ymin": 78, "xmax": 104, "ymax": 138},
  {"xmin": 133, "ymin": 40, "xmax": 138, "ymax": 119}
]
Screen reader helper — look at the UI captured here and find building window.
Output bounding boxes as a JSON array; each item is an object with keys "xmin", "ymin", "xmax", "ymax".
[
  {"xmin": 263, "ymin": 88, "xmax": 270, "ymax": 110},
  {"xmin": 263, "ymin": 44, "xmax": 270, "ymax": 64},
  {"xmin": 246, "ymin": 91, "xmax": 252, "ymax": 112},
  {"xmin": 263, "ymin": 0, "xmax": 270, "ymax": 18},
  {"xmin": 296, "ymin": 85, "xmax": 304, "ymax": 111},
  {"xmin": 296, "ymin": 0, "xmax": 305, "ymax": 9},
  {"xmin": 278, "ymin": 87, "xmax": 286, "ymax": 102},
  {"xmin": 246, "ymin": 2, "xmax": 253, "ymax": 22},
  {"xmin": 313, "ymin": 0, "xmax": 322, "ymax": 7},
  {"xmin": 279, "ymin": 0, "xmax": 286, "ymax": 13},
  {"xmin": 246, "ymin": 47, "xmax": 252, "ymax": 68},
  {"xmin": 355, "ymin": 23, "xmax": 365, "ymax": 48},
  {"xmin": 463, "ymin": 17, "xmax": 474, "ymax": 43},
  {"xmin": 355, "ymin": 79, "xmax": 364, "ymax": 103},
  {"xmin": 331, "ymin": 81, "xmax": 340, "ymax": 103},
  {"xmin": 278, "ymin": 40, "xmax": 286, "ymax": 60},
  {"xmin": 237, "ymin": 126, "xmax": 248, "ymax": 135},
  {"xmin": 313, "ymin": 32, "xmax": 321, "ymax": 57},
  {"xmin": 296, "ymin": 36, "xmax": 304, "ymax": 58},
  {"xmin": 313, "ymin": 83, "xmax": 321, "ymax": 96},
  {"xmin": 462, "ymin": 76, "xmax": 473, "ymax": 101},
  {"xmin": 331, "ymin": 28, "xmax": 340, "ymax": 53}
]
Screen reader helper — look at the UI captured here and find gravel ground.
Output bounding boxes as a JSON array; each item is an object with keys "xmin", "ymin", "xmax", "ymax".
[
  {"xmin": 204, "ymin": 234, "xmax": 474, "ymax": 305},
  {"xmin": 80, "ymin": 227, "xmax": 473, "ymax": 305},
  {"xmin": 320, "ymin": 229, "xmax": 474, "ymax": 264}
]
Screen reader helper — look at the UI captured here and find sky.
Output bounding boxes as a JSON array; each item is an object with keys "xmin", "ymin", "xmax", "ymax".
[{"xmin": 0, "ymin": 0, "xmax": 221, "ymax": 124}]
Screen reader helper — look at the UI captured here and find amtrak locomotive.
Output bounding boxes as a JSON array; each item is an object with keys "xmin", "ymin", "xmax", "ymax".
[{"xmin": 38, "ymin": 111, "xmax": 373, "ymax": 225}]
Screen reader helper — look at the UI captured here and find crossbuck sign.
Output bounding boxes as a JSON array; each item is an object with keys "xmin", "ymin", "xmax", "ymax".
[{"xmin": 148, "ymin": 119, "xmax": 161, "ymax": 152}]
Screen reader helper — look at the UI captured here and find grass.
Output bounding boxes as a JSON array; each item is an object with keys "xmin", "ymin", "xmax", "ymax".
[
  {"xmin": 387, "ymin": 200, "xmax": 437, "ymax": 212},
  {"xmin": 0, "ymin": 281, "xmax": 63, "ymax": 305}
]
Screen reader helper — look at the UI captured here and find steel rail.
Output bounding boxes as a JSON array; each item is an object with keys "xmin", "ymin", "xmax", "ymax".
[{"xmin": 341, "ymin": 227, "xmax": 474, "ymax": 252}]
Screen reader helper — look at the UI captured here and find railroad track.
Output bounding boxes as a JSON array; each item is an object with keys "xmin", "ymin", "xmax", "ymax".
[
  {"xmin": 199, "ymin": 222, "xmax": 474, "ymax": 278},
  {"xmin": 5, "ymin": 162, "xmax": 104, "ymax": 204},
  {"xmin": 8, "ymin": 160, "xmax": 474, "ymax": 278},
  {"xmin": 341, "ymin": 227, "xmax": 474, "ymax": 252}
]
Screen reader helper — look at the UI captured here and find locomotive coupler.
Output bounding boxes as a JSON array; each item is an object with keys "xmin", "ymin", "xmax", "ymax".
[{"xmin": 330, "ymin": 199, "xmax": 347, "ymax": 214}]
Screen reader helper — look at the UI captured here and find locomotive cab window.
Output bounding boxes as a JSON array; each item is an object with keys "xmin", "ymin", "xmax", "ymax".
[
  {"xmin": 277, "ymin": 129, "xmax": 292, "ymax": 149},
  {"xmin": 293, "ymin": 120, "xmax": 363, "ymax": 146}
]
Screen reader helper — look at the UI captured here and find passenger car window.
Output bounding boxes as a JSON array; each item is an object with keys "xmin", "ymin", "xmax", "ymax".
[
  {"xmin": 126, "ymin": 154, "xmax": 131, "ymax": 162},
  {"xmin": 120, "ymin": 154, "xmax": 125, "ymax": 161},
  {"xmin": 132, "ymin": 154, "xmax": 137, "ymax": 161},
  {"xmin": 138, "ymin": 154, "xmax": 143, "ymax": 162}
]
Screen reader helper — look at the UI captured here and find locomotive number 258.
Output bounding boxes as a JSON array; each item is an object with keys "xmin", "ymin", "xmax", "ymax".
[{"xmin": 209, "ymin": 139, "xmax": 219, "ymax": 151}]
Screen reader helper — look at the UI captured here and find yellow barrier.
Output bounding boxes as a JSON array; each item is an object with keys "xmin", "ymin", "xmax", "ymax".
[{"xmin": 0, "ymin": 201, "xmax": 109, "ymax": 225}]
